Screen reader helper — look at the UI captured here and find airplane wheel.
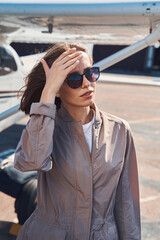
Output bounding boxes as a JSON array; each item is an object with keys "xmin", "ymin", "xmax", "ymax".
[{"xmin": 15, "ymin": 179, "xmax": 37, "ymax": 225}]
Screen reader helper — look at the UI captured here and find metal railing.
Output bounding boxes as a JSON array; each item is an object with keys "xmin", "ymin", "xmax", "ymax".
[
  {"xmin": 0, "ymin": 104, "xmax": 25, "ymax": 132},
  {"xmin": 0, "ymin": 104, "xmax": 20, "ymax": 121}
]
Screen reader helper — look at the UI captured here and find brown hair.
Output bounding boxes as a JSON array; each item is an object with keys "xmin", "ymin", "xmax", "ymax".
[{"xmin": 18, "ymin": 42, "xmax": 92, "ymax": 115}]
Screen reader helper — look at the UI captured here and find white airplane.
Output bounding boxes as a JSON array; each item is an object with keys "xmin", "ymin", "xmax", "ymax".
[{"xmin": 1, "ymin": 0, "xmax": 160, "ymax": 131}]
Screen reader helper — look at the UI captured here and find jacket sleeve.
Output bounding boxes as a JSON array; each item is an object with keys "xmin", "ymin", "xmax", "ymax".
[
  {"xmin": 114, "ymin": 124, "xmax": 141, "ymax": 240},
  {"xmin": 14, "ymin": 102, "xmax": 56, "ymax": 172}
]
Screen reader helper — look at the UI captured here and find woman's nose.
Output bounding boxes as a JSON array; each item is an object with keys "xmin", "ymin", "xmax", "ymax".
[{"xmin": 81, "ymin": 75, "xmax": 90, "ymax": 88}]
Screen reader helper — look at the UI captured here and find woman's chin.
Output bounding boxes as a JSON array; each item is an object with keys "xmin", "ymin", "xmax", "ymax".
[{"xmin": 80, "ymin": 99, "xmax": 95, "ymax": 107}]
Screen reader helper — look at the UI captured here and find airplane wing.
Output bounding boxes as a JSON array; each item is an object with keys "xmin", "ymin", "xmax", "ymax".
[
  {"xmin": 1, "ymin": 0, "xmax": 160, "ymax": 131},
  {"xmin": 0, "ymin": 0, "xmax": 160, "ymax": 45}
]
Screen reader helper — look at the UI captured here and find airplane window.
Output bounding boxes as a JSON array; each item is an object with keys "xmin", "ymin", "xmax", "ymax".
[{"xmin": 0, "ymin": 47, "xmax": 17, "ymax": 76}]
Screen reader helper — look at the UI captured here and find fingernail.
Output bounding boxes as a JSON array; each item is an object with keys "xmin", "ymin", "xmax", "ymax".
[
  {"xmin": 71, "ymin": 47, "xmax": 76, "ymax": 50},
  {"xmin": 76, "ymin": 60, "xmax": 79, "ymax": 63}
]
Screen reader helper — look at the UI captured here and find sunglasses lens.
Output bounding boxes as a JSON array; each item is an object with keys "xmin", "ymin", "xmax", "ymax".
[
  {"xmin": 67, "ymin": 79, "xmax": 82, "ymax": 89},
  {"xmin": 86, "ymin": 67, "xmax": 100, "ymax": 82},
  {"xmin": 66, "ymin": 74, "xmax": 82, "ymax": 89}
]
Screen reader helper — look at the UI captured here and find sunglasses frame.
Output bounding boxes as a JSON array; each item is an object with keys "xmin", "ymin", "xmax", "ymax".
[{"xmin": 65, "ymin": 67, "xmax": 100, "ymax": 89}]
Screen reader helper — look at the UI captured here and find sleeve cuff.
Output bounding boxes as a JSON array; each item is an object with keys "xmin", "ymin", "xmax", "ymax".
[{"xmin": 29, "ymin": 102, "xmax": 56, "ymax": 119}]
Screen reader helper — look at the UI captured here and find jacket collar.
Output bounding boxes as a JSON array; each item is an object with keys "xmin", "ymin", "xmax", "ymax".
[{"xmin": 57, "ymin": 102, "xmax": 102, "ymax": 126}]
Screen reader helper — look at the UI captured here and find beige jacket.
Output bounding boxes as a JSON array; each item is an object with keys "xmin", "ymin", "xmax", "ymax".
[{"xmin": 14, "ymin": 102, "xmax": 141, "ymax": 240}]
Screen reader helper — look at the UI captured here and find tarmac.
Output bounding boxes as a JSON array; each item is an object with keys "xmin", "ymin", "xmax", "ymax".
[{"xmin": 0, "ymin": 80, "xmax": 160, "ymax": 240}]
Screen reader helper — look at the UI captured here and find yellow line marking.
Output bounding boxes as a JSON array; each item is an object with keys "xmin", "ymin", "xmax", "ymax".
[
  {"xmin": 9, "ymin": 223, "xmax": 22, "ymax": 236},
  {"xmin": 140, "ymin": 194, "xmax": 160, "ymax": 203}
]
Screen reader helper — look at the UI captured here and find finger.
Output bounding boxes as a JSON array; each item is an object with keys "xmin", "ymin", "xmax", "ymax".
[
  {"xmin": 60, "ymin": 51, "xmax": 82, "ymax": 65},
  {"xmin": 41, "ymin": 59, "xmax": 50, "ymax": 74},
  {"xmin": 63, "ymin": 54, "xmax": 82, "ymax": 69},
  {"xmin": 65, "ymin": 59, "xmax": 80, "ymax": 75},
  {"xmin": 54, "ymin": 48, "xmax": 77, "ymax": 64}
]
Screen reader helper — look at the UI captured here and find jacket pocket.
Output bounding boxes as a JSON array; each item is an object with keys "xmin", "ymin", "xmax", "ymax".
[
  {"xmin": 91, "ymin": 219, "xmax": 119, "ymax": 240},
  {"xmin": 26, "ymin": 216, "xmax": 67, "ymax": 240},
  {"xmin": 102, "ymin": 221, "xmax": 119, "ymax": 240}
]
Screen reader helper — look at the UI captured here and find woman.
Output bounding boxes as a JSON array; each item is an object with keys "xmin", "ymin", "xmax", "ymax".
[{"xmin": 14, "ymin": 43, "xmax": 141, "ymax": 240}]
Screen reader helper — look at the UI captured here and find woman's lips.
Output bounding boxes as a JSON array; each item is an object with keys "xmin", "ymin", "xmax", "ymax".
[{"xmin": 80, "ymin": 91, "xmax": 93, "ymax": 98}]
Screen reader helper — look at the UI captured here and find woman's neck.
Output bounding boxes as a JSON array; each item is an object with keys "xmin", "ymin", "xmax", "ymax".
[{"xmin": 62, "ymin": 103, "xmax": 93, "ymax": 125}]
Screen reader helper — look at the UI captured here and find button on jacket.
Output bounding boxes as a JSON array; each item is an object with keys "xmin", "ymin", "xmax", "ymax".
[{"xmin": 14, "ymin": 102, "xmax": 141, "ymax": 240}]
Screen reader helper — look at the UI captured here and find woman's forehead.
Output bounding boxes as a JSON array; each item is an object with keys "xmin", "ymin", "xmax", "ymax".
[{"xmin": 70, "ymin": 51, "xmax": 91, "ymax": 74}]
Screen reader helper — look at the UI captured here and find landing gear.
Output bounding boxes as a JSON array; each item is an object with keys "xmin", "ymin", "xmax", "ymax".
[{"xmin": 48, "ymin": 16, "xmax": 53, "ymax": 33}]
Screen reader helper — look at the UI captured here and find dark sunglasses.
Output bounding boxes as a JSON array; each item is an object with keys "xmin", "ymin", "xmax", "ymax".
[{"xmin": 65, "ymin": 67, "xmax": 100, "ymax": 89}]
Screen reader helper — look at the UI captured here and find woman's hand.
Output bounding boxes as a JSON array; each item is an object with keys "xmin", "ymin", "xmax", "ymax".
[{"xmin": 41, "ymin": 48, "xmax": 82, "ymax": 95}]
